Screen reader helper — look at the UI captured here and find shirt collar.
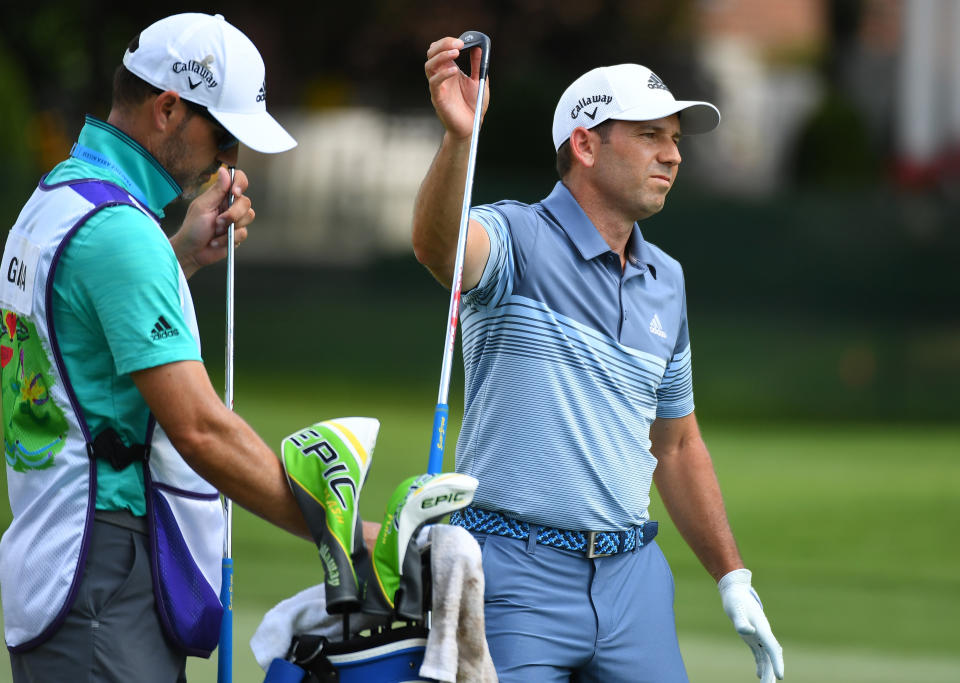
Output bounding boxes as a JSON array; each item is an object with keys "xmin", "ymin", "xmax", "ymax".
[
  {"xmin": 74, "ymin": 116, "xmax": 181, "ymax": 216},
  {"xmin": 540, "ymin": 181, "xmax": 654, "ymax": 277}
]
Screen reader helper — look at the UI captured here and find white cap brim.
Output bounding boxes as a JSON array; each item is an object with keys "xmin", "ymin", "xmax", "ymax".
[
  {"xmin": 210, "ymin": 109, "xmax": 297, "ymax": 153},
  {"xmin": 614, "ymin": 99, "xmax": 720, "ymax": 135}
]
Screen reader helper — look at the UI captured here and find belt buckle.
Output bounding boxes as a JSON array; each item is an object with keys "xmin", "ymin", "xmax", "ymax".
[{"xmin": 585, "ymin": 531, "xmax": 613, "ymax": 559}]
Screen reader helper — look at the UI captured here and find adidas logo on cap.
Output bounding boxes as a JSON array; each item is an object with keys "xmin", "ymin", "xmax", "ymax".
[{"xmin": 647, "ymin": 72, "xmax": 670, "ymax": 92}]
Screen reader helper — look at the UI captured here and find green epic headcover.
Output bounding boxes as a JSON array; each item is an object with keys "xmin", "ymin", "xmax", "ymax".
[
  {"xmin": 281, "ymin": 417, "xmax": 378, "ymax": 614},
  {"xmin": 362, "ymin": 472, "xmax": 478, "ymax": 619}
]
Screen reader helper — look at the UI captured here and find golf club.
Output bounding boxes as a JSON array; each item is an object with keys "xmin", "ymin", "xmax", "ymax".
[
  {"xmin": 218, "ymin": 166, "xmax": 236, "ymax": 683},
  {"xmin": 427, "ymin": 30, "xmax": 491, "ymax": 476}
]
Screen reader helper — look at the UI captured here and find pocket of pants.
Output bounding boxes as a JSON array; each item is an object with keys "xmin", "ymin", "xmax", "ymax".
[
  {"xmin": 476, "ymin": 534, "xmax": 533, "ymax": 607},
  {"xmin": 469, "ymin": 530, "xmax": 488, "ymax": 550},
  {"xmin": 81, "ymin": 524, "xmax": 144, "ymax": 620},
  {"xmin": 648, "ymin": 541, "xmax": 676, "ymax": 597}
]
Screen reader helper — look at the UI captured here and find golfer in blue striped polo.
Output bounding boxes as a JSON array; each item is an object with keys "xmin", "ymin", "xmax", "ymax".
[{"xmin": 415, "ymin": 38, "xmax": 784, "ymax": 683}]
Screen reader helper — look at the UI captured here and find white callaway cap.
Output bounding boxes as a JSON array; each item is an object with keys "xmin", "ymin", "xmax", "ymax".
[
  {"xmin": 123, "ymin": 13, "xmax": 296, "ymax": 154},
  {"xmin": 552, "ymin": 64, "xmax": 720, "ymax": 150}
]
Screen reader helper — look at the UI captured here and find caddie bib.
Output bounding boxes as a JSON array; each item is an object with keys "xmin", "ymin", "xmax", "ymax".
[{"xmin": 0, "ymin": 177, "xmax": 225, "ymax": 656}]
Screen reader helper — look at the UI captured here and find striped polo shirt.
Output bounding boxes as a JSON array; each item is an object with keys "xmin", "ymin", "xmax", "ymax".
[{"xmin": 457, "ymin": 181, "xmax": 694, "ymax": 531}]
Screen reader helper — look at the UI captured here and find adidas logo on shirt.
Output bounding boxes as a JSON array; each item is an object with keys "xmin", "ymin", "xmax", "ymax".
[
  {"xmin": 150, "ymin": 316, "xmax": 180, "ymax": 341},
  {"xmin": 649, "ymin": 314, "xmax": 667, "ymax": 339}
]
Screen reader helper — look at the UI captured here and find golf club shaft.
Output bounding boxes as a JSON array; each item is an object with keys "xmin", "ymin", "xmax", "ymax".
[
  {"xmin": 218, "ymin": 166, "xmax": 236, "ymax": 683},
  {"xmin": 428, "ymin": 33, "xmax": 490, "ymax": 475}
]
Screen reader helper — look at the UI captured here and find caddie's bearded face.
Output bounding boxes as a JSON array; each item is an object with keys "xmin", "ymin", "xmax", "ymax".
[
  {"xmin": 590, "ymin": 114, "xmax": 682, "ymax": 221},
  {"xmin": 156, "ymin": 97, "xmax": 239, "ymax": 199}
]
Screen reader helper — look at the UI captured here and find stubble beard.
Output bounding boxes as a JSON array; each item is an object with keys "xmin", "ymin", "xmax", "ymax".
[{"xmin": 155, "ymin": 118, "xmax": 218, "ymax": 201}]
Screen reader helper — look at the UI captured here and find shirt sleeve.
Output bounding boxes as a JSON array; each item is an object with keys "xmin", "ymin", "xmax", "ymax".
[
  {"xmin": 656, "ymin": 288, "xmax": 695, "ymax": 418},
  {"xmin": 57, "ymin": 205, "xmax": 201, "ymax": 375},
  {"xmin": 463, "ymin": 205, "xmax": 510, "ymax": 309},
  {"xmin": 464, "ymin": 201, "xmax": 541, "ymax": 310}
]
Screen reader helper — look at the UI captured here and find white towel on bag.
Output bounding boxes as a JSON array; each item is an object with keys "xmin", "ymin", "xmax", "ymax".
[
  {"xmin": 420, "ymin": 524, "xmax": 497, "ymax": 682},
  {"xmin": 249, "ymin": 584, "xmax": 381, "ymax": 670}
]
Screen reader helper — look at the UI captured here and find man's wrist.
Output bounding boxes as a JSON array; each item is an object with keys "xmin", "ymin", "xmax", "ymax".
[
  {"xmin": 442, "ymin": 129, "xmax": 473, "ymax": 149},
  {"xmin": 717, "ymin": 567, "xmax": 752, "ymax": 590},
  {"xmin": 169, "ymin": 234, "xmax": 199, "ymax": 279}
]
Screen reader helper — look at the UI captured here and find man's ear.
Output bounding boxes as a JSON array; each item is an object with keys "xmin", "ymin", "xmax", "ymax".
[
  {"xmin": 569, "ymin": 126, "xmax": 598, "ymax": 169},
  {"xmin": 152, "ymin": 91, "xmax": 183, "ymax": 133}
]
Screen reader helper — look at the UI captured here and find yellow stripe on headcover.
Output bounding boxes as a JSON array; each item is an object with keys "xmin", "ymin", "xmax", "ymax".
[
  {"xmin": 324, "ymin": 517, "xmax": 359, "ymax": 586},
  {"xmin": 370, "ymin": 517, "xmax": 396, "ymax": 608},
  {"xmin": 326, "ymin": 419, "xmax": 369, "ymax": 467},
  {"xmin": 288, "ymin": 473, "xmax": 323, "ymax": 507}
]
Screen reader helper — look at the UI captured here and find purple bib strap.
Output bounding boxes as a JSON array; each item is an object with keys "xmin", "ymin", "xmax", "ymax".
[{"xmin": 68, "ymin": 180, "xmax": 136, "ymax": 208}]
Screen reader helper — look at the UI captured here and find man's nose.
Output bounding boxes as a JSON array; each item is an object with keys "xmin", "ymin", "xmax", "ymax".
[{"xmin": 661, "ymin": 140, "xmax": 682, "ymax": 165}]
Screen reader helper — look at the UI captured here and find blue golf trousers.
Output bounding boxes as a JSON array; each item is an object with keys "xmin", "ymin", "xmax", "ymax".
[{"xmin": 473, "ymin": 531, "xmax": 689, "ymax": 683}]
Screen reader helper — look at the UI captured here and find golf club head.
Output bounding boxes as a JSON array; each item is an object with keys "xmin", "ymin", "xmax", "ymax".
[
  {"xmin": 457, "ymin": 30, "xmax": 491, "ymax": 79},
  {"xmin": 281, "ymin": 417, "xmax": 378, "ymax": 614},
  {"xmin": 362, "ymin": 472, "xmax": 478, "ymax": 619}
]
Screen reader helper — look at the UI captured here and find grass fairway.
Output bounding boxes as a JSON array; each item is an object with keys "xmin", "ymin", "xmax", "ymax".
[{"xmin": 0, "ymin": 376, "xmax": 957, "ymax": 682}]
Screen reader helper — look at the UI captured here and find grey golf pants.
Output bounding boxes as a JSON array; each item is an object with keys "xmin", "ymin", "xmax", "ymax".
[{"xmin": 9, "ymin": 511, "xmax": 188, "ymax": 682}]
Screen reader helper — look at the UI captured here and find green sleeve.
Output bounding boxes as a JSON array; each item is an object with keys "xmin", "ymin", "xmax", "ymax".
[{"xmin": 57, "ymin": 204, "xmax": 201, "ymax": 375}]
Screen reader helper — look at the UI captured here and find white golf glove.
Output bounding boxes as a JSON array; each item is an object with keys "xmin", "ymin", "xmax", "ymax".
[{"xmin": 718, "ymin": 569, "xmax": 784, "ymax": 682}]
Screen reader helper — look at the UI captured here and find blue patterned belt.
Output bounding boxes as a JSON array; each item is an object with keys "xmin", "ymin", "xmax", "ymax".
[{"xmin": 450, "ymin": 506, "xmax": 658, "ymax": 558}]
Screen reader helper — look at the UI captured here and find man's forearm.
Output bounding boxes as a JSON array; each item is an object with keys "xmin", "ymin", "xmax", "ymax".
[
  {"xmin": 411, "ymin": 132, "xmax": 473, "ymax": 286},
  {"xmin": 653, "ymin": 437, "xmax": 744, "ymax": 582},
  {"xmin": 179, "ymin": 407, "xmax": 311, "ymax": 540},
  {"xmin": 133, "ymin": 361, "xmax": 311, "ymax": 541}
]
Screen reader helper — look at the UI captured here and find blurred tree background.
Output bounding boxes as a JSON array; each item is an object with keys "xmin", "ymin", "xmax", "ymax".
[{"xmin": 3, "ymin": 1, "xmax": 957, "ymax": 428}]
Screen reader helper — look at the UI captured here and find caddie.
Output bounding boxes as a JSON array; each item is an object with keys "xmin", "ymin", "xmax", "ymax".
[
  {"xmin": 413, "ymin": 37, "xmax": 786, "ymax": 682},
  {"xmin": 0, "ymin": 13, "xmax": 313, "ymax": 682}
]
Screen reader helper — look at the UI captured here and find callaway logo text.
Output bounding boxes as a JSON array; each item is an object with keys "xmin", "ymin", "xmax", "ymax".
[
  {"xmin": 172, "ymin": 57, "xmax": 218, "ymax": 89},
  {"xmin": 570, "ymin": 94, "xmax": 613, "ymax": 119}
]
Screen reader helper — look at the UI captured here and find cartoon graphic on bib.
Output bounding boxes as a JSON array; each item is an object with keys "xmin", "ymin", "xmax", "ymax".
[{"xmin": 1, "ymin": 310, "xmax": 68, "ymax": 471}]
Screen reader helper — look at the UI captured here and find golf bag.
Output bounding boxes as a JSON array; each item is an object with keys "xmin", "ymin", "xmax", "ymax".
[
  {"xmin": 259, "ymin": 419, "xmax": 479, "ymax": 682},
  {"xmin": 263, "ymin": 562, "xmax": 433, "ymax": 683},
  {"xmin": 265, "ymin": 625, "xmax": 430, "ymax": 683}
]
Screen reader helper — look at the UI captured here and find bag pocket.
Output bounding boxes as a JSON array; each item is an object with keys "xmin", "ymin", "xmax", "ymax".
[{"xmin": 147, "ymin": 483, "xmax": 225, "ymax": 657}]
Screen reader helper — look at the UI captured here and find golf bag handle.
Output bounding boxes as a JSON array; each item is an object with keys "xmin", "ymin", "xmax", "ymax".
[{"xmin": 457, "ymin": 31, "xmax": 491, "ymax": 80}]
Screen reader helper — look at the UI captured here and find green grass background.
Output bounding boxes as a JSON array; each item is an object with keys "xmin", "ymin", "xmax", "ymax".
[
  {"xmin": 182, "ymin": 400, "xmax": 960, "ymax": 683},
  {"xmin": 1, "ymin": 261, "xmax": 958, "ymax": 682}
]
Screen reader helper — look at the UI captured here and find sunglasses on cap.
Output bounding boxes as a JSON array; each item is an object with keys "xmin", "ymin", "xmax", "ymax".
[
  {"xmin": 149, "ymin": 86, "xmax": 240, "ymax": 151},
  {"xmin": 182, "ymin": 98, "xmax": 240, "ymax": 151}
]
